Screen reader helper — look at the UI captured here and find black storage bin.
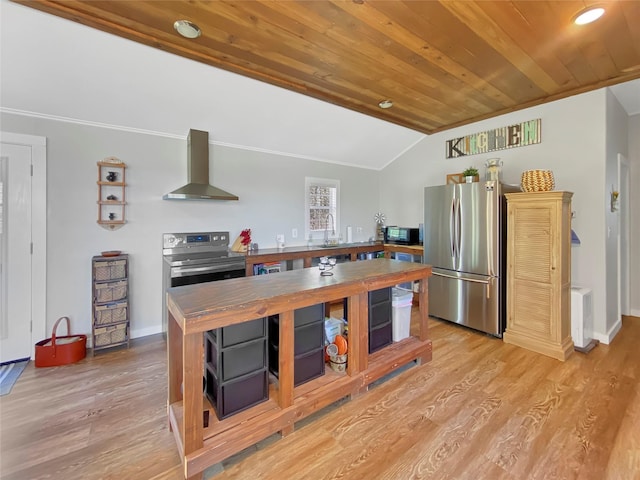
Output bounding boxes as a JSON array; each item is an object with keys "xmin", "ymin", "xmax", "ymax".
[
  {"xmin": 270, "ymin": 319, "xmax": 324, "ymax": 355},
  {"xmin": 293, "ymin": 322, "xmax": 324, "ymax": 355},
  {"xmin": 368, "ymin": 287, "xmax": 392, "ymax": 353},
  {"xmin": 293, "ymin": 303, "xmax": 325, "ymax": 326},
  {"xmin": 204, "ymin": 317, "xmax": 269, "ymax": 420},
  {"xmin": 369, "ymin": 302, "xmax": 391, "ymax": 328},
  {"xmin": 210, "ymin": 317, "xmax": 266, "ymax": 347},
  {"xmin": 268, "ymin": 303, "xmax": 326, "ymax": 387},
  {"xmin": 268, "ymin": 303, "xmax": 325, "ymax": 341},
  {"xmin": 370, "ymin": 287, "xmax": 391, "ymax": 304},
  {"xmin": 369, "ymin": 323, "xmax": 393, "ymax": 353},
  {"xmin": 294, "ymin": 348, "xmax": 325, "ymax": 386},
  {"xmin": 207, "ymin": 337, "xmax": 267, "ymax": 382},
  {"xmin": 268, "ymin": 343, "xmax": 279, "ymax": 376},
  {"xmin": 205, "ymin": 368, "xmax": 269, "ymax": 420},
  {"xmin": 269, "ymin": 303, "xmax": 325, "ymax": 350},
  {"xmin": 269, "ymin": 344, "xmax": 325, "ymax": 387}
]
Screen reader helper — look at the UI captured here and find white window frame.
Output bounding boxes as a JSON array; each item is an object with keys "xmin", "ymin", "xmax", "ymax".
[{"xmin": 305, "ymin": 177, "xmax": 340, "ymax": 242}]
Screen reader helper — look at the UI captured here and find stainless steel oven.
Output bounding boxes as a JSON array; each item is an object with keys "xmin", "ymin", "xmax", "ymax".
[{"xmin": 162, "ymin": 231, "xmax": 245, "ymax": 333}]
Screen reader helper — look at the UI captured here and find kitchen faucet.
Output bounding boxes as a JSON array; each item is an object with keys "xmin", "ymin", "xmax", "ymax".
[{"xmin": 324, "ymin": 213, "xmax": 335, "ymax": 245}]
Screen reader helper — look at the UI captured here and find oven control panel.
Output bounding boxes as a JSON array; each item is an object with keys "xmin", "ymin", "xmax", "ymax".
[{"xmin": 163, "ymin": 232, "xmax": 229, "ymax": 250}]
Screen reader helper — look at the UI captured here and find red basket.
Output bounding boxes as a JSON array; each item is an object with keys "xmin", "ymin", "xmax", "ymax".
[{"xmin": 35, "ymin": 317, "xmax": 87, "ymax": 367}]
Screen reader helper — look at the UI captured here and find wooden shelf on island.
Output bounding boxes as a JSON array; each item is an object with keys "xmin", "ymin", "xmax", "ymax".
[{"xmin": 168, "ymin": 335, "xmax": 430, "ymax": 476}]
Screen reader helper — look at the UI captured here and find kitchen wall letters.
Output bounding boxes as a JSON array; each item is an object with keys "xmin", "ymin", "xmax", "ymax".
[{"xmin": 446, "ymin": 118, "xmax": 541, "ymax": 158}]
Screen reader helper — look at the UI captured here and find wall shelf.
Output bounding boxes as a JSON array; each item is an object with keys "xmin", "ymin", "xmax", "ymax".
[{"xmin": 97, "ymin": 158, "xmax": 127, "ymax": 230}]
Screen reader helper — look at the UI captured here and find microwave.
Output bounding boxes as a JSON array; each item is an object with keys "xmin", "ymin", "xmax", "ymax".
[{"xmin": 384, "ymin": 226, "xmax": 421, "ymax": 245}]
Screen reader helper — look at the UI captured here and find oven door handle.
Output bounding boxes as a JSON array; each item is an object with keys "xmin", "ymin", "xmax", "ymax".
[{"xmin": 171, "ymin": 264, "xmax": 244, "ymax": 277}]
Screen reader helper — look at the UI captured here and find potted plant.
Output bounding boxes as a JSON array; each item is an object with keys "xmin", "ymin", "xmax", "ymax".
[{"xmin": 462, "ymin": 167, "xmax": 478, "ymax": 183}]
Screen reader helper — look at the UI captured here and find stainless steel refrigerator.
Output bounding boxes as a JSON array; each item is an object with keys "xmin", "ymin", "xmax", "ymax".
[{"xmin": 423, "ymin": 180, "xmax": 519, "ymax": 337}]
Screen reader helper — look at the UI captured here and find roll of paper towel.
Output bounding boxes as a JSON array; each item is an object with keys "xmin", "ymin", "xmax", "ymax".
[{"xmin": 346, "ymin": 225, "xmax": 353, "ymax": 243}]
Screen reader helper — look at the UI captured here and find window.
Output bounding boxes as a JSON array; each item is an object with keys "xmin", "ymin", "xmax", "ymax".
[{"xmin": 305, "ymin": 177, "xmax": 339, "ymax": 241}]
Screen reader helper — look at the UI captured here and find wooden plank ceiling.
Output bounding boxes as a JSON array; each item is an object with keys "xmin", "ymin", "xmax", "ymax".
[{"xmin": 16, "ymin": 0, "xmax": 640, "ymax": 135}]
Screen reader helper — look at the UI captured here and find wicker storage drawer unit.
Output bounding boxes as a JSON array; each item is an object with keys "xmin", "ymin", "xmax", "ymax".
[
  {"xmin": 94, "ymin": 302, "xmax": 128, "ymax": 326},
  {"xmin": 94, "ymin": 280, "xmax": 128, "ymax": 303},
  {"xmin": 94, "ymin": 259, "xmax": 127, "ymax": 281},
  {"xmin": 92, "ymin": 254, "xmax": 130, "ymax": 354},
  {"xmin": 94, "ymin": 322, "xmax": 128, "ymax": 347}
]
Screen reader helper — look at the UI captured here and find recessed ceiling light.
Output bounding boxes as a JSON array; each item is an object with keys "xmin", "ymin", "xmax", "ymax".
[
  {"xmin": 174, "ymin": 20, "xmax": 201, "ymax": 39},
  {"xmin": 574, "ymin": 7, "xmax": 605, "ymax": 25},
  {"xmin": 378, "ymin": 100, "xmax": 393, "ymax": 109}
]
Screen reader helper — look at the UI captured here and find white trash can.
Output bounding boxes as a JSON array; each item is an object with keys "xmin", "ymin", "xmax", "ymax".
[{"xmin": 392, "ymin": 287, "xmax": 413, "ymax": 341}]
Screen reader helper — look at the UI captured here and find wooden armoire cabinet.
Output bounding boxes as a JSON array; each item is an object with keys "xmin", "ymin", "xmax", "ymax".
[{"xmin": 503, "ymin": 191, "xmax": 574, "ymax": 361}]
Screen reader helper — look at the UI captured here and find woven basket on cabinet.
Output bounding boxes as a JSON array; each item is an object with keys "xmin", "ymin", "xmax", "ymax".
[{"xmin": 521, "ymin": 170, "xmax": 555, "ymax": 192}]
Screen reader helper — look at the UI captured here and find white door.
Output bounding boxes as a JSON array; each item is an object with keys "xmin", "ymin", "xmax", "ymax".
[
  {"xmin": 0, "ymin": 143, "xmax": 32, "ymax": 362},
  {"xmin": 618, "ymin": 154, "xmax": 630, "ymax": 317}
]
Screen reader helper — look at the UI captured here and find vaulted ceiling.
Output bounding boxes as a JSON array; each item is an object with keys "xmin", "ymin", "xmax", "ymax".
[{"xmin": 14, "ymin": 0, "xmax": 640, "ymax": 136}]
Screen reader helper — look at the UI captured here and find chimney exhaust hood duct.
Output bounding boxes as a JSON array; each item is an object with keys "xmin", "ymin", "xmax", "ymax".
[{"xmin": 163, "ymin": 129, "xmax": 238, "ymax": 201}]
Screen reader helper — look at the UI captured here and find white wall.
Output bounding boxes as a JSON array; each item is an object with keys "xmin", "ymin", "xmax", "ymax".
[
  {"xmin": 1, "ymin": 113, "xmax": 380, "ymax": 341},
  {"xmin": 381, "ymin": 89, "xmax": 622, "ymax": 342},
  {"xmin": 629, "ymin": 114, "xmax": 640, "ymax": 317}
]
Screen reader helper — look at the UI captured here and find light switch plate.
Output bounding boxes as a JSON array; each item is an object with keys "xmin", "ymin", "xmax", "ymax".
[{"xmin": 277, "ymin": 234, "xmax": 285, "ymax": 243}]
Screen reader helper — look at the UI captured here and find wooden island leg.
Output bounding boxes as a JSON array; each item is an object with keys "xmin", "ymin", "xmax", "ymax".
[
  {"xmin": 167, "ymin": 311, "xmax": 183, "ymax": 426},
  {"xmin": 278, "ymin": 310, "xmax": 295, "ymax": 436},
  {"xmin": 416, "ymin": 277, "xmax": 432, "ymax": 365},
  {"xmin": 182, "ymin": 332, "xmax": 204, "ymax": 480},
  {"xmin": 347, "ymin": 293, "xmax": 368, "ymax": 397}
]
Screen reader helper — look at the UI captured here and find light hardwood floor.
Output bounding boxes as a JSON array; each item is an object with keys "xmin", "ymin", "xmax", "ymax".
[{"xmin": 1, "ymin": 313, "xmax": 638, "ymax": 480}]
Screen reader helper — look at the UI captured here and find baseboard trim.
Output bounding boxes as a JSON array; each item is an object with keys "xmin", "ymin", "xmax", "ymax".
[
  {"xmin": 592, "ymin": 318, "xmax": 623, "ymax": 345},
  {"xmin": 630, "ymin": 309, "xmax": 640, "ymax": 317},
  {"xmin": 131, "ymin": 325, "xmax": 163, "ymax": 339}
]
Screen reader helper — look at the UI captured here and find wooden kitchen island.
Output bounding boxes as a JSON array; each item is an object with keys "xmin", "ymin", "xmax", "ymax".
[{"xmin": 166, "ymin": 258, "xmax": 432, "ymax": 479}]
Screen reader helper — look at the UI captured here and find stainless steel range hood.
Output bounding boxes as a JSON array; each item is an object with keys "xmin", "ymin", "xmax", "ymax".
[{"xmin": 163, "ymin": 129, "xmax": 238, "ymax": 201}]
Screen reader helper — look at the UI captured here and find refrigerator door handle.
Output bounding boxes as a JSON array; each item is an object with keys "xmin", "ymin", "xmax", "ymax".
[
  {"xmin": 432, "ymin": 271, "xmax": 489, "ymax": 284},
  {"xmin": 449, "ymin": 197, "xmax": 456, "ymax": 258},
  {"xmin": 432, "ymin": 271, "xmax": 492, "ymax": 298},
  {"xmin": 455, "ymin": 197, "xmax": 461, "ymax": 265}
]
